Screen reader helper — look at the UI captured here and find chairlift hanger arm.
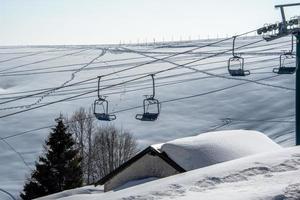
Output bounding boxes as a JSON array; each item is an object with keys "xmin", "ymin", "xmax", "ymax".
[
  {"xmin": 232, "ymin": 36, "xmax": 237, "ymax": 57},
  {"xmin": 151, "ymin": 74, "xmax": 155, "ymax": 98},
  {"xmin": 97, "ymin": 76, "xmax": 104, "ymax": 100}
]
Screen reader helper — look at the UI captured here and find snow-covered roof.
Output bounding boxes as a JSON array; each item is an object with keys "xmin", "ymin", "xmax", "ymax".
[
  {"xmin": 160, "ymin": 130, "xmax": 282, "ymax": 171},
  {"xmin": 150, "ymin": 143, "xmax": 163, "ymax": 152},
  {"xmin": 45, "ymin": 146, "xmax": 300, "ymax": 200}
]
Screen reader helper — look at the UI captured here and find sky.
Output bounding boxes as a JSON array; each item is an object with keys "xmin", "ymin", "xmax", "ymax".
[{"xmin": 0, "ymin": 0, "xmax": 299, "ymax": 45}]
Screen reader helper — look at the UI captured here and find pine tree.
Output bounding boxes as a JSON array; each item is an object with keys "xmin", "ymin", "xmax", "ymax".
[{"xmin": 20, "ymin": 116, "xmax": 83, "ymax": 200}]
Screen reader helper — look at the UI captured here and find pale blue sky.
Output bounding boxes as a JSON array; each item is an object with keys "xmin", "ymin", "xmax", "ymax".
[{"xmin": 0, "ymin": 0, "xmax": 299, "ymax": 45}]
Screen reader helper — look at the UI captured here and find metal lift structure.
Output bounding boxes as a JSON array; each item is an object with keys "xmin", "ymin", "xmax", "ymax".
[{"xmin": 257, "ymin": 3, "xmax": 300, "ymax": 145}]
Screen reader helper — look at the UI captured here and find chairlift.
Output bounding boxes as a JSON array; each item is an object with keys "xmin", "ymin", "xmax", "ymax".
[
  {"xmin": 93, "ymin": 76, "xmax": 116, "ymax": 121},
  {"xmin": 273, "ymin": 35, "xmax": 296, "ymax": 74},
  {"xmin": 135, "ymin": 74, "xmax": 160, "ymax": 121},
  {"xmin": 228, "ymin": 36, "xmax": 250, "ymax": 76}
]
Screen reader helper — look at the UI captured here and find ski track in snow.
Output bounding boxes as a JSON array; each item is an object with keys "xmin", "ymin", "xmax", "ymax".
[{"xmin": 119, "ymin": 153, "xmax": 300, "ymax": 200}]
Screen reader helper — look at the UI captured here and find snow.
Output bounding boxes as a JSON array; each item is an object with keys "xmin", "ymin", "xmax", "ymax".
[
  {"xmin": 161, "ymin": 130, "xmax": 282, "ymax": 170},
  {"xmin": 0, "ymin": 36, "xmax": 296, "ymax": 198},
  {"xmin": 150, "ymin": 143, "xmax": 164, "ymax": 151},
  {"xmin": 36, "ymin": 185, "xmax": 104, "ymax": 200},
  {"xmin": 49, "ymin": 146, "xmax": 300, "ymax": 200}
]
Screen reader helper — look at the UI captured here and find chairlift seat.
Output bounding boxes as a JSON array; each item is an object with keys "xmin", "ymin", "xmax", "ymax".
[
  {"xmin": 93, "ymin": 99, "xmax": 116, "ymax": 121},
  {"xmin": 273, "ymin": 67, "xmax": 296, "ymax": 74},
  {"xmin": 135, "ymin": 74, "xmax": 160, "ymax": 122},
  {"xmin": 273, "ymin": 51, "xmax": 296, "ymax": 74},
  {"xmin": 228, "ymin": 56, "xmax": 250, "ymax": 76},
  {"xmin": 135, "ymin": 113, "xmax": 159, "ymax": 121},
  {"xmin": 94, "ymin": 113, "xmax": 116, "ymax": 121},
  {"xmin": 136, "ymin": 98, "xmax": 160, "ymax": 121},
  {"xmin": 228, "ymin": 69, "xmax": 250, "ymax": 76}
]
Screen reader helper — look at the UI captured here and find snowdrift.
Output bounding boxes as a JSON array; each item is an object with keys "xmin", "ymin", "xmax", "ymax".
[
  {"xmin": 52, "ymin": 146, "xmax": 300, "ymax": 200},
  {"xmin": 36, "ymin": 185, "xmax": 104, "ymax": 200},
  {"xmin": 161, "ymin": 130, "xmax": 282, "ymax": 170}
]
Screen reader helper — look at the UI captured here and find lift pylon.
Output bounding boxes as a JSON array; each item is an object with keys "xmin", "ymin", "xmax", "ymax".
[{"xmin": 257, "ymin": 3, "xmax": 300, "ymax": 145}]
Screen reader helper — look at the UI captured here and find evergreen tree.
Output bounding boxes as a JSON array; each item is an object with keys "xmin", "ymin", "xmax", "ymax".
[{"xmin": 20, "ymin": 116, "xmax": 83, "ymax": 200}]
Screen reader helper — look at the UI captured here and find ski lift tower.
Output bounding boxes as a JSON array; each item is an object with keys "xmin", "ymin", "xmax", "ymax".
[{"xmin": 257, "ymin": 3, "xmax": 300, "ymax": 145}]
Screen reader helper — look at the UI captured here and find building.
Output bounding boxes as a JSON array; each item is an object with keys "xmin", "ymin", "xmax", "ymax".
[
  {"xmin": 96, "ymin": 145, "xmax": 185, "ymax": 192},
  {"xmin": 96, "ymin": 130, "xmax": 282, "ymax": 192}
]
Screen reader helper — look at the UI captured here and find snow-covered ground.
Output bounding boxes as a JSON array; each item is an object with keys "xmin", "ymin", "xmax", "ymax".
[
  {"xmin": 38, "ymin": 130, "xmax": 299, "ymax": 200},
  {"xmin": 36, "ymin": 185, "xmax": 104, "ymax": 200},
  {"xmin": 0, "ymin": 35, "xmax": 297, "ymax": 198},
  {"xmin": 41, "ymin": 146, "xmax": 300, "ymax": 200}
]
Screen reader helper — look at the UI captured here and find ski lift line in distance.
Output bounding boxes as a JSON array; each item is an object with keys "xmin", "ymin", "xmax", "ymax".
[
  {"xmin": 123, "ymin": 39, "xmax": 264, "ymax": 79},
  {"xmin": 0, "ymin": 52, "xmax": 290, "ymax": 110},
  {"xmin": 123, "ymin": 40, "xmax": 293, "ymax": 93},
  {"xmin": 0, "ymin": 48, "xmax": 91, "ymax": 73},
  {"xmin": 0, "ymin": 53, "xmax": 282, "ymax": 100},
  {"xmin": 228, "ymin": 36, "xmax": 250, "ymax": 76},
  {"xmin": 0, "ymin": 48, "xmax": 64, "ymax": 64},
  {"xmin": 54, "ymin": 59, "xmax": 295, "ymax": 100},
  {"xmin": 0, "ymin": 47, "xmax": 88, "ymax": 64},
  {"xmin": 0, "ymin": 54, "xmax": 149, "ymax": 75},
  {"xmin": 0, "ymin": 36, "xmax": 239, "ymax": 105},
  {"xmin": 0, "ymin": 47, "xmax": 281, "ymax": 78},
  {"xmin": 8, "ymin": 59, "xmax": 293, "ymax": 104},
  {"xmin": 0, "ymin": 51, "xmax": 201, "ymax": 76},
  {"xmin": 0, "ymin": 72, "xmax": 290, "ymax": 141},
  {"xmin": 0, "ymin": 63, "xmax": 274, "ymax": 106},
  {"xmin": 0, "ymin": 37, "xmax": 268, "ymax": 119},
  {"xmin": 0, "ymin": 53, "xmax": 208, "ymax": 77},
  {"xmin": 93, "ymin": 76, "xmax": 116, "ymax": 121},
  {"xmin": 0, "ymin": 35, "xmax": 263, "ymax": 107},
  {"xmin": 2, "ymin": 58, "xmax": 293, "ymax": 111},
  {"xmin": 98, "ymin": 29, "xmax": 258, "ymax": 79},
  {"xmin": 0, "ymin": 38, "xmax": 290, "ymax": 77},
  {"xmin": 130, "ymin": 38, "xmax": 292, "ymax": 57},
  {"xmin": 1, "ymin": 53, "xmax": 278, "ymax": 98},
  {"xmin": 135, "ymin": 74, "xmax": 161, "ymax": 121},
  {"xmin": 14, "ymin": 49, "xmax": 108, "ymax": 110},
  {"xmin": 273, "ymin": 35, "xmax": 296, "ymax": 74}
]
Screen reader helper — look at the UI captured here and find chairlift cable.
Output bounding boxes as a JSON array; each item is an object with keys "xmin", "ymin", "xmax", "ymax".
[
  {"xmin": 1, "ymin": 60, "xmax": 293, "ymax": 111},
  {"xmin": 0, "ymin": 38, "xmax": 291, "ymax": 77},
  {"xmin": 0, "ymin": 54, "xmax": 281, "ymax": 99},
  {"xmin": 0, "ymin": 73, "xmax": 292, "ymax": 141},
  {"xmin": 0, "ymin": 39, "xmax": 285, "ymax": 115},
  {"xmin": 8, "ymin": 49, "xmax": 107, "ymax": 110},
  {"xmin": 0, "ymin": 55, "xmax": 291, "ymax": 107},
  {"xmin": 0, "ymin": 30, "xmax": 258, "ymax": 105},
  {"xmin": 0, "ymin": 48, "xmax": 91, "ymax": 73}
]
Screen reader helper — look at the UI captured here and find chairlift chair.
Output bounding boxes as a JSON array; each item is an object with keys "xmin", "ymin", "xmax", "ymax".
[
  {"xmin": 93, "ymin": 76, "xmax": 116, "ymax": 121},
  {"xmin": 228, "ymin": 36, "xmax": 250, "ymax": 76},
  {"xmin": 273, "ymin": 35, "xmax": 296, "ymax": 74},
  {"xmin": 135, "ymin": 74, "xmax": 160, "ymax": 121}
]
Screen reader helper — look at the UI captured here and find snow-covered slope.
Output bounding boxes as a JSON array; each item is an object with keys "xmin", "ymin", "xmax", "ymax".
[
  {"xmin": 0, "ymin": 36, "xmax": 296, "ymax": 198},
  {"xmin": 161, "ymin": 130, "xmax": 282, "ymax": 170},
  {"xmin": 51, "ymin": 146, "xmax": 300, "ymax": 200}
]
